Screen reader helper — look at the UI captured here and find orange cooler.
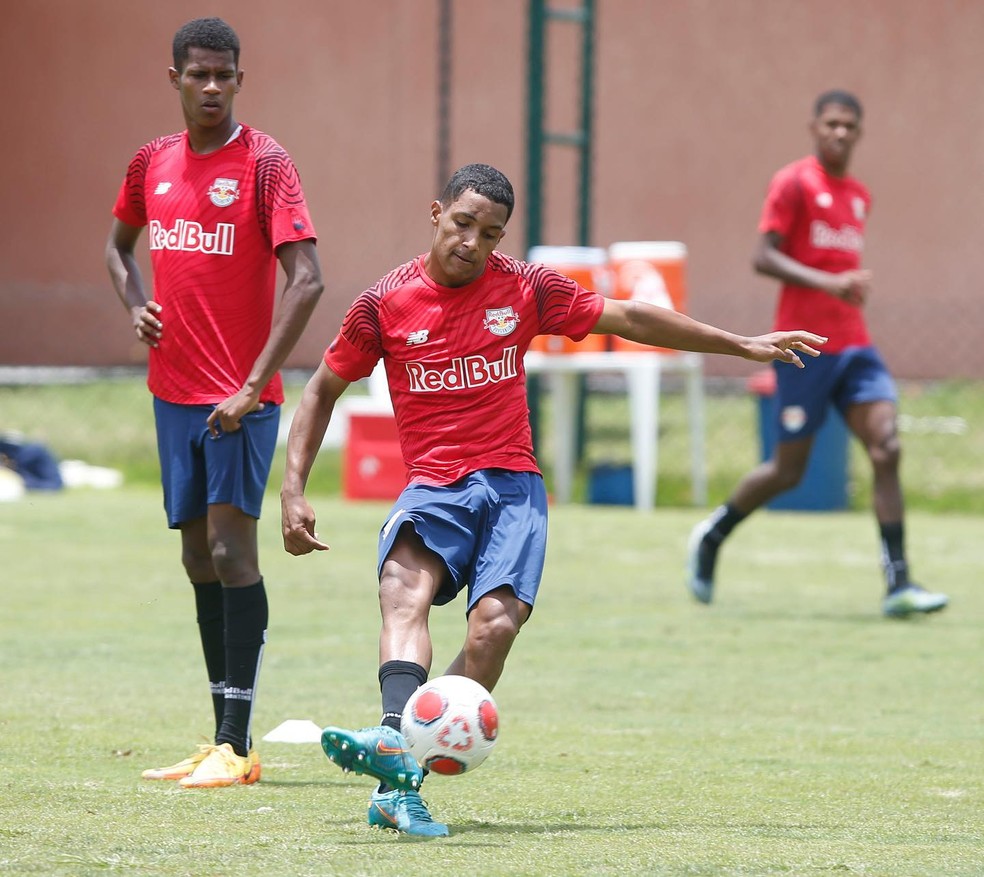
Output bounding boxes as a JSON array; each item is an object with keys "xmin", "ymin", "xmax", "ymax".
[
  {"xmin": 527, "ymin": 245, "xmax": 610, "ymax": 354},
  {"xmin": 608, "ymin": 241, "xmax": 687, "ymax": 353}
]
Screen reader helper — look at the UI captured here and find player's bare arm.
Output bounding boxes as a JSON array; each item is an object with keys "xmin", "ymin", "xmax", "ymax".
[
  {"xmin": 208, "ymin": 239, "xmax": 324, "ymax": 436},
  {"xmin": 593, "ymin": 297, "xmax": 826, "ymax": 367},
  {"xmin": 281, "ymin": 361, "xmax": 350, "ymax": 555},
  {"xmin": 106, "ymin": 219, "xmax": 164, "ymax": 347},
  {"xmin": 753, "ymin": 231, "xmax": 871, "ymax": 306}
]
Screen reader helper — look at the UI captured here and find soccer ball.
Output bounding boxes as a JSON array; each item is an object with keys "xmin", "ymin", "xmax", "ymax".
[{"xmin": 401, "ymin": 675, "xmax": 499, "ymax": 775}]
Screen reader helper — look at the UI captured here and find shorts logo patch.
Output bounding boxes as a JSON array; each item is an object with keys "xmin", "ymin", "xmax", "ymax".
[{"xmin": 781, "ymin": 405, "xmax": 807, "ymax": 434}]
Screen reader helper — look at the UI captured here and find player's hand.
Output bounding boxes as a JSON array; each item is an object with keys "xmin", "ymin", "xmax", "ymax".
[
  {"xmin": 132, "ymin": 301, "xmax": 163, "ymax": 348},
  {"xmin": 281, "ymin": 492, "xmax": 330, "ymax": 555},
  {"xmin": 829, "ymin": 269, "xmax": 871, "ymax": 307},
  {"xmin": 207, "ymin": 389, "xmax": 265, "ymax": 437},
  {"xmin": 744, "ymin": 331, "xmax": 827, "ymax": 368}
]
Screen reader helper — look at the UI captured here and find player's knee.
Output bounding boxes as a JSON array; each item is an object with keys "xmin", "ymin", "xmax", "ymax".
[
  {"xmin": 181, "ymin": 546, "xmax": 214, "ymax": 581},
  {"xmin": 378, "ymin": 564, "xmax": 433, "ymax": 615},
  {"xmin": 869, "ymin": 433, "xmax": 901, "ymax": 470},
  {"xmin": 468, "ymin": 608, "xmax": 520, "ymax": 655},
  {"xmin": 208, "ymin": 541, "xmax": 257, "ymax": 585}
]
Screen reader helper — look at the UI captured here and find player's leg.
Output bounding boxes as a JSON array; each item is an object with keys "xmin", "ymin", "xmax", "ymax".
[
  {"xmin": 687, "ymin": 359, "xmax": 832, "ymax": 604},
  {"xmin": 180, "ymin": 517, "xmax": 226, "ymax": 738},
  {"xmin": 843, "ymin": 396, "xmax": 947, "ymax": 617},
  {"xmin": 181, "ymin": 406, "xmax": 279, "ymax": 787},
  {"xmin": 444, "ymin": 586, "xmax": 532, "ymax": 690},
  {"xmin": 444, "ymin": 470, "xmax": 543, "ymax": 689},
  {"xmin": 837, "ymin": 348, "xmax": 947, "ymax": 617},
  {"xmin": 322, "ymin": 522, "xmax": 444, "ymax": 788},
  {"xmin": 142, "ymin": 400, "xmax": 222, "ymax": 781},
  {"xmin": 687, "ymin": 435, "xmax": 814, "ymax": 603},
  {"xmin": 322, "ymin": 522, "xmax": 448, "ymax": 833}
]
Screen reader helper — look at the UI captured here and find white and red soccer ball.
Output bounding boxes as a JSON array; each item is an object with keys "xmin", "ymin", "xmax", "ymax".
[{"xmin": 401, "ymin": 675, "xmax": 499, "ymax": 775}]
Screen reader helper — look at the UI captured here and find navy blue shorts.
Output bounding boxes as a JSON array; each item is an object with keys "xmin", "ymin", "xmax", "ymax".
[
  {"xmin": 774, "ymin": 345, "xmax": 897, "ymax": 442},
  {"xmin": 153, "ymin": 397, "xmax": 280, "ymax": 528},
  {"xmin": 377, "ymin": 469, "xmax": 548, "ymax": 612}
]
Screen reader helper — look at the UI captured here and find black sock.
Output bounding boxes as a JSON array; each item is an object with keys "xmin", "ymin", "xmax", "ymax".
[
  {"xmin": 377, "ymin": 661, "xmax": 427, "ymax": 793},
  {"xmin": 379, "ymin": 660, "xmax": 428, "ymax": 731},
  {"xmin": 192, "ymin": 581, "xmax": 226, "ymax": 735},
  {"xmin": 216, "ymin": 580, "xmax": 268, "ymax": 757},
  {"xmin": 879, "ymin": 522, "xmax": 910, "ymax": 592},
  {"xmin": 709, "ymin": 503, "xmax": 748, "ymax": 543}
]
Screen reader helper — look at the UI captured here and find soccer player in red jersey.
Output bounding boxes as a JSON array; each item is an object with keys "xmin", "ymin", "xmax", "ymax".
[
  {"xmin": 687, "ymin": 90, "xmax": 948, "ymax": 618},
  {"xmin": 280, "ymin": 163, "xmax": 824, "ymax": 835},
  {"xmin": 105, "ymin": 18, "xmax": 323, "ymax": 788}
]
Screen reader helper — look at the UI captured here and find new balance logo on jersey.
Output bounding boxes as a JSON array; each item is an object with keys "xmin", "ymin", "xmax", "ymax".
[
  {"xmin": 154, "ymin": 182, "xmax": 172, "ymax": 195},
  {"xmin": 406, "ymin": 330, "xmax": 430, "ymax": 346},
  {"xmin": 406, "ymin": 346, "xmax": 518, "ymax": 392},
  {"xmin": 148, "ymin": 219, "xmax": 235, "ymax": 255}
]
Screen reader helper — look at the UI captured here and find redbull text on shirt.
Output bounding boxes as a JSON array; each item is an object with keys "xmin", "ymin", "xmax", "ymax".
[
  {"xmin": 406, "ymin": 346, "xmax": 519, "ymax": 392},
  {"xmin": 148, "ymin": 219, "xmax": 235, "ymax": 256}
]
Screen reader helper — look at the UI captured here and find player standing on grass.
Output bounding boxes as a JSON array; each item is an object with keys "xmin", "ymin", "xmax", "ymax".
[
  {"xmin": 105, "ymin": 17, "xmax": 323, "ymax": 787},
  {"xmin": 280, "ymin": 163, "xmax": 826, "ymax": 836},
  {"xmin": 687, "ymin": 90, "xmax": 948, "ymax": 619}
]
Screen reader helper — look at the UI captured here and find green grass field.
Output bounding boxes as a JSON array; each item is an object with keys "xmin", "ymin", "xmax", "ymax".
[
  {"xmin": 2, "ymin": 488, "xmax": 981, "ymax": 876},
  {"xmin": 3, "ymin": 374, "xmax": 984, "ymax": 511}
]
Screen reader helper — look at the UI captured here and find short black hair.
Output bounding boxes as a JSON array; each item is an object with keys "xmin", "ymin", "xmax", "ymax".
[
  {"xmin": 814, "ymin": 89, "xmax": 863, "ymax": 120},
  {"xmin": 172, "ymin": 17, "xmax": 240, "ymax": 70},
  {"xmin": 440, "ymin": 164, "xmax": 515, "ymax": 222}
]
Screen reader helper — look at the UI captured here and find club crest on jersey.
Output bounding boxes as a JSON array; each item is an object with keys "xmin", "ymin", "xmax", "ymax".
[
  {"xmin": 208, "ymin": 177, "xmax": 240, "ymax": 208},
  {"xmin": 483, "ymin": 307, "xmax": 520, "ymax": 337},
  {"xmin": 852, "ymin": 197, "xmax": 866, "ymax": 221}
]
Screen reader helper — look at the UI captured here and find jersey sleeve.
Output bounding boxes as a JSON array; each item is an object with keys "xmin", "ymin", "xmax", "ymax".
[
  {"xmin": 254, "ymin": 144, "xmax": 317, "ymax": 248},
  {"xmin": 112, "ymin": 141, "xmax": 156, "ymax": 228},
  {"xmin": 525, "ymin": 262, "xmax": 605, "ymax": 340},
  {"xmin": 323, "ymin": 289, "xmax": 383, "ymax": 382},
  {"xmin": 758, "ymin": 166, "xmax": 801, "ymax": 238}
]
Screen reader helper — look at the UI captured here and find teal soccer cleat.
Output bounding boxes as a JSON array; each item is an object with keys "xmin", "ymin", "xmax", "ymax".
[
  {"xmin": 368, "ymin": 788, "xmax": 449, "ymax": 837},
  {"xmin": 882, "ymin": 584, "xmax": 949, "ymax": 618},
  {"xmin": 321, "ymin": 725, "xmax": 423, "ymax": 791}
]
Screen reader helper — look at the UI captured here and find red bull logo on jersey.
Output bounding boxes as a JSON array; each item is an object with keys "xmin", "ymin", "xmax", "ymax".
[
  {"xmin": 148, "ymin": 219, "xmax": 235, "ymax": 256},
  {"xmin": 208, "ymin": 177, "xmax": 241, "ymax": 207},
  {"xmin": 406, "ymin": 346, "xmax": 518, "ymax": 392},
  {"xmin": 809, "ymin": 220, "xmax": 863, "ymax": 253},
  {"xmin": 483, "ymin": 306, "xmax": 520, "ymax": 337}
]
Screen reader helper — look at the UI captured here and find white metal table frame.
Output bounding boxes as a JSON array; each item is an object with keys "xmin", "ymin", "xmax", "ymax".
[{"xmin": 524, "ymin": 350, "xmax": 707, "ymax": 511}]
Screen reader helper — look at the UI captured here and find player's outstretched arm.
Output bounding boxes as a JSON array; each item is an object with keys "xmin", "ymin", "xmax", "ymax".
[
  {"xmin": 281, "ymin": 361, "xmax": 350, "ymax": 555},
  {"xmin": 593, "ymin": 298, "xmax": 826, "ymax": 367}
]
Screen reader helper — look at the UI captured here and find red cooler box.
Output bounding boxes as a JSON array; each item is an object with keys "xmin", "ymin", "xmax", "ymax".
[
  {"xmin": 527, "ymin": 245, "xmax": 610, "ymax": 354},
  {"xmin": 343, "ymin": 412, "xmax": 407, "ymax": 501},
  {"xmin": 608, "ymin": 241, "xmax": 687, "ymax": 353}
]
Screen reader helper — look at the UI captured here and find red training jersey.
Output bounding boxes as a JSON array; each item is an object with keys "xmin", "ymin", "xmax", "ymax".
[
  {"xmin": 112, "ymin": 125, "xmax": 317, "ymax": 404},
  {"xmin": 759, "ymin": 155, "xmax": 871, "ymax": 353},
  {"xmin": 325, "ymin": 251, "xmax": 605, "ymax": 486}
]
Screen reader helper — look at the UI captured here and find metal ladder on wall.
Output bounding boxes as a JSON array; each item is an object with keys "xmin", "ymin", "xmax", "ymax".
[{"xmin": 526, "ymin": 0, "xmax": 596, "ymax": 458}]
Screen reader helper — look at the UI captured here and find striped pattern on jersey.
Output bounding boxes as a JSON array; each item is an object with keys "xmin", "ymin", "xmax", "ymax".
[
  {"xmin": 326, "ymin": 250, "xmax": 604, "ymax": 485},
  {"xmin": 113, "ymin": 125, "xmax": 316, "ymax": 405}
]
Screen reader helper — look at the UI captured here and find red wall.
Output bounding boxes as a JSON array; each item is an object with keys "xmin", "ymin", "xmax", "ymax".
[{"xmin": 2, "ymin": 0, "xmax": 982, "ymax": 378}]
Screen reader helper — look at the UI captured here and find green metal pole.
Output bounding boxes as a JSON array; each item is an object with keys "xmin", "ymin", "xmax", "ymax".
[{"xmin": 526, "ymin": 0, "xmax": 547, "ymax": 454}]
